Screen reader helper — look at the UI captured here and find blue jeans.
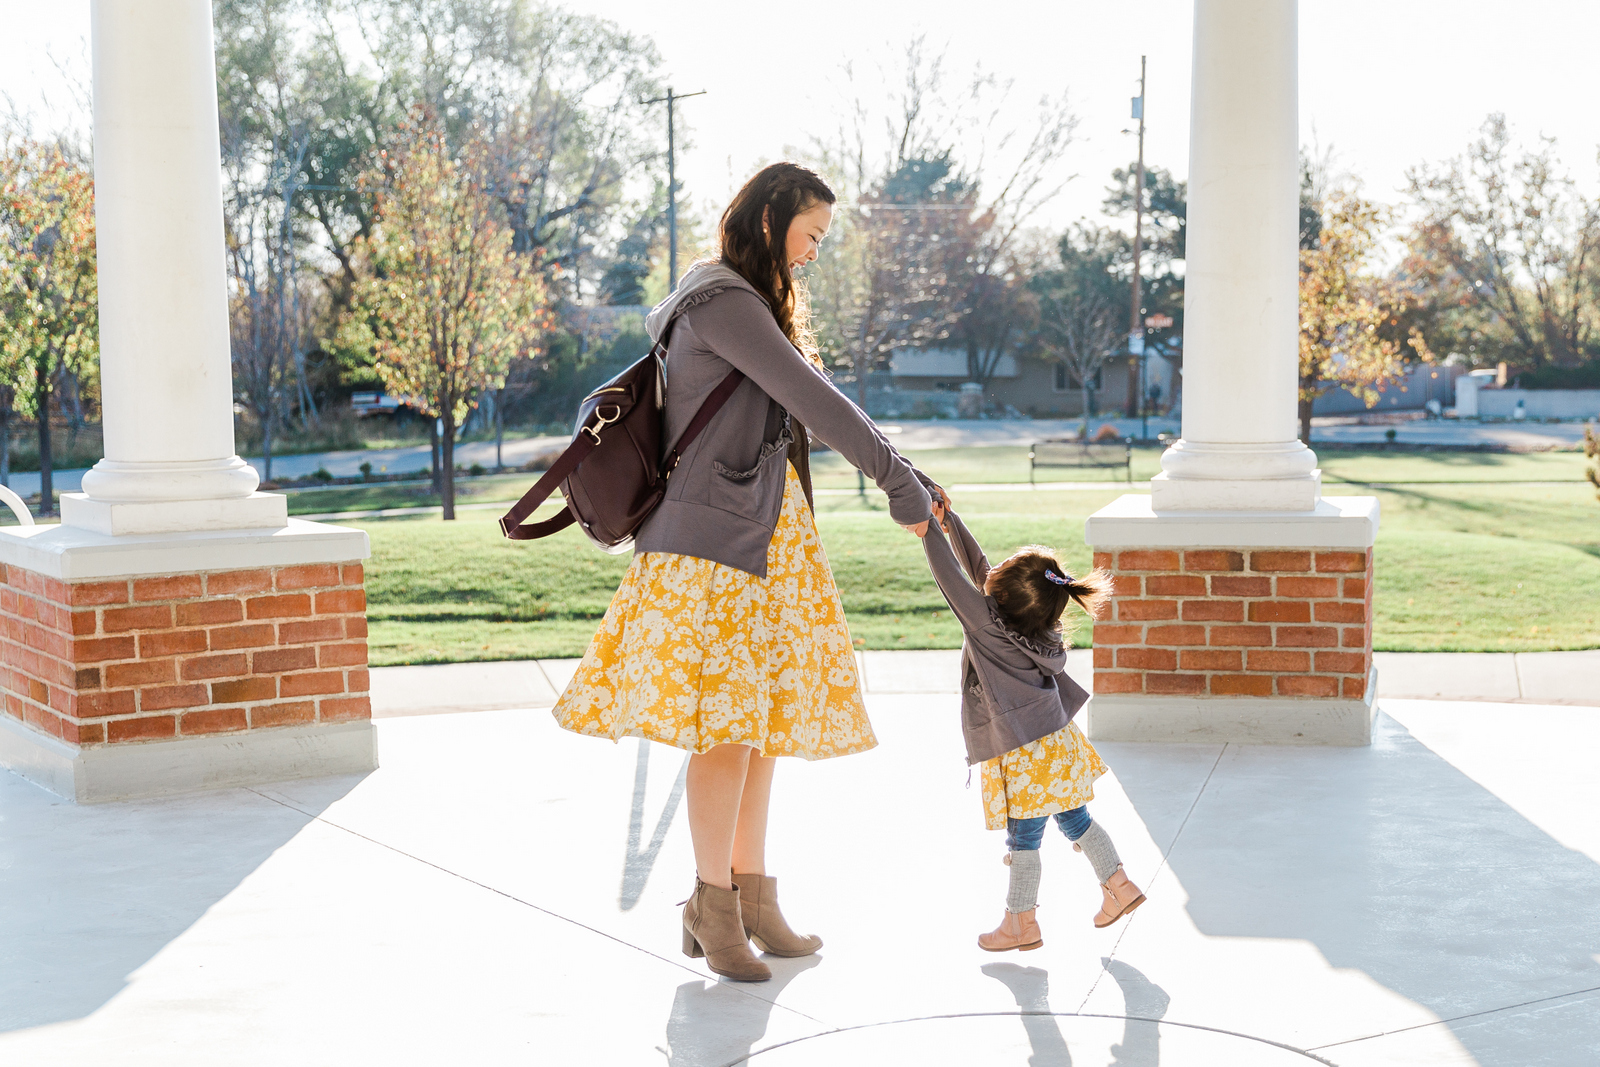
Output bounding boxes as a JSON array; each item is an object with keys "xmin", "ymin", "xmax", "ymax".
[{"xmin": 1006, "ymin": 806, "xmax": 1091, "ymax": 851}]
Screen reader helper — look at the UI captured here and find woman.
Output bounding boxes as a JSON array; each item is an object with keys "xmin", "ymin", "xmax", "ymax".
[{"xmin": 551, "ymin": 163, "xmax": 938, "ymax": 982}]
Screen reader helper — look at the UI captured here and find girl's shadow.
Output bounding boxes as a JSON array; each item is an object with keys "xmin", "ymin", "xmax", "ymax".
[{"xmin": 982, "ymin": 959, "xmax": 1170, "ymax": 1066}]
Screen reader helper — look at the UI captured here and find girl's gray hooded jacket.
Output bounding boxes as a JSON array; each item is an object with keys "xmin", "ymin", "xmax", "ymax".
[
  {"xmin": 921, "ymin": 509, "xmax": 1091, "ymax": 765},
  {"xmin": 635, "ymin": 262, "xmax": 932, "ymax": 577}
]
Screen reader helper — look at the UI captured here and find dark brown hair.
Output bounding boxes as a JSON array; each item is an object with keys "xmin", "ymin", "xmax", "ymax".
[
  {"xmin": 984, "ymin": 546, "xmax": 1113, "ymax": 643},
  {"xmin": 717, "ymin": 162, "xmax": 836, "ymax": 361}
]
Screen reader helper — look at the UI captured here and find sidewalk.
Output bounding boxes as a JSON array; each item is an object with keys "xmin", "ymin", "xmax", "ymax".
[
  {"xmin": 368, "ymin": 649, "xmax": 1600, "ymax": 718},
  {"xmin": 3, "ymin": 671, "xmax": 1596, "ymax": 1063}
]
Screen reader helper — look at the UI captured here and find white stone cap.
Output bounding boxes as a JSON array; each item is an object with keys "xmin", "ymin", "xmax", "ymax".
[
  {"xmin": 0, "ymin": 518, "xmax": 370, "ymax": 581},
  {"xmin": 1085, "ymin": 493, "xmax": 1380, "ymax": 549}
]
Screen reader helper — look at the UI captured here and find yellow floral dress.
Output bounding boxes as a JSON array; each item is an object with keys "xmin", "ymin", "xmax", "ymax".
[
  {"xmin": 980, "ymin": 721, "xmax": 1106, "ymax": 830},
  {"xmin": 551, "ymin": 462, "xmax": 875, "ymax": 759}
]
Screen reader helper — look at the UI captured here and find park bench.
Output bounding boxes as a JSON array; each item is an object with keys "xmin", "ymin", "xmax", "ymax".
[{"xmin": 1028, "ymin": 437, "xmax": 1132, "ymax": 485}]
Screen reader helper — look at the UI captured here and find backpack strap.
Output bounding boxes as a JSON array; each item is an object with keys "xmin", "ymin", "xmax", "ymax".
[
  {"xmin": 497, "ymin": 338, "xmax": 745, "ymax": 542},
  {"xmin": 662, "ymin": 366, "xmax": 745, "ymax": 474}
]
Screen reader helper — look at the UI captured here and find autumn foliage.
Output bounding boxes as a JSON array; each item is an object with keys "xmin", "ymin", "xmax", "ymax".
[
  {"xmin": 0, "ymin": 140, "xmax": 98, "ymax": 511},
  {"xmin": 1297, "ymin": 191, "xmax": 1431, "ymax": 443},
  {"xmin": 339, "ymin": 110, "xmax": 551, "ymax": 519}
]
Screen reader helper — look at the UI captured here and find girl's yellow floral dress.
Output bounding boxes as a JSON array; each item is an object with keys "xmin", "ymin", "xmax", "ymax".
[
  {"xmin": 979, "ymin": 721, "xmax": 1106, "ymax": 830},
  {"xmin": 552, "ymin": 462, "xmax": 874, "ymax": 759}
]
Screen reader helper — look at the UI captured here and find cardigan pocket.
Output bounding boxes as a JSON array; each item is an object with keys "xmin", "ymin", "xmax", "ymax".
[{"xmin": 710, "ymin": 424, "xmax": 793, "ymax": 520}]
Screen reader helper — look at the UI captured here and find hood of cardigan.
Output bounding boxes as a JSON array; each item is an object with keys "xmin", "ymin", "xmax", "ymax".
[
  {"xmin": 989, "ymin": 602, "xmax": 1071, "ymax": 677},
  {"xmin": 645, "ymin": 261, "xmax": 762, "ymax": 343}
]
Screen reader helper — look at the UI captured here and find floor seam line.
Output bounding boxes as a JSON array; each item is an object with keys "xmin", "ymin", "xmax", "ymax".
[
  {"xmin": 245, "ymin": 789, "xmax": 828, "ymax": 1025},
  {"xmin": 1074, "ymin": 742, "xmax": 1228, "ymax": 1015},
  {"xmin": 1304, "ymin": 984, "xmax": 1600, "ymax": 1051}
]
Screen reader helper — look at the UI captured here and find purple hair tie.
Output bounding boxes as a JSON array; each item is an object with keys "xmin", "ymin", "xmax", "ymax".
[{"xmin": 1045, "ymin": 569, "xmax": 1070, "ymax": 586}]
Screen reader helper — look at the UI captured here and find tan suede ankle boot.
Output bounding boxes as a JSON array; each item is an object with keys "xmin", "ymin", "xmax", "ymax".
[
  {"xmin": 1093, "ymin": 866, "xmax": 1146, "ymax": 929},
  {"xmin": 734, "ymin": 873, "xmax": 822, "ymax": 957},
  {"xmin": 977, "ymin": 909, "xmax": 1044, "ymax": 952},
  {"xmin": 682, "ymin": 879, "xmax": 771, "ymax": 982}
]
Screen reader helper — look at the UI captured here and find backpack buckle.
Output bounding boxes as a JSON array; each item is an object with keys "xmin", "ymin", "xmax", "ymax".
[{"xmin": 583, "ymin": 404, "xmax": 622, "ymax": 445}]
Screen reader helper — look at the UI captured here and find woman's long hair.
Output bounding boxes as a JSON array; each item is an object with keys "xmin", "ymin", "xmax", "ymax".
[{"xmin": 718, "ymin": 162, "xmax": 836, "ymax": 363}]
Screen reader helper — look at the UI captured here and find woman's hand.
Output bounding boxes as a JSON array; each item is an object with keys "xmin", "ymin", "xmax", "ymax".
[{"xmin": 902, "ymin": 519, "xmax": 930, "ymax": 538}]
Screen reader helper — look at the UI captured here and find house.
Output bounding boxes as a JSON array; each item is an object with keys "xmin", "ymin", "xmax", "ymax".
[{"xmin": 863, "ymin": 346, "xmax": 1178, "ymax": 419}]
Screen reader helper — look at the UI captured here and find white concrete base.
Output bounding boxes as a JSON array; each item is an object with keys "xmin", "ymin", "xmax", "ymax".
[
  {"xmin": 1084, "ymin": 668, "xmax": 1378, "ymax": 746},
  {"xmin": 1085, "ymin": 493, "xmax": 1380, "ymax": 548},
  {"xmin": 60, "ymin": 490, "xmax": 288, "ymax": 536},
  {"xmin": 0, "ymin": 714, "xmax": 377, "ymax": 802},
  {"xmin": 0, "ymin": 516, "xmax": 368, "ymax": 580},
  {"xmin": 1149, "ymin": 470, "xmax": 1322, "ymax": 511}
]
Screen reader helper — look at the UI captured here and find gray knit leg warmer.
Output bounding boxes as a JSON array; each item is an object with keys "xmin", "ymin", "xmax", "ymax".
[
  {"xmin": 1073, "ymin": 821, "xmax": 1122, "ymax": 884},
  {"xmin": 1004, "ymin": 850, "xmax": 1042, "ymax": 913}
]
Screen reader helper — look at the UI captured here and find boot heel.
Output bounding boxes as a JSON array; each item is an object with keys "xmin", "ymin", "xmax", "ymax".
[{"xmin": 682, "ymin": 927, "xmax": 705, "ymax": 959}]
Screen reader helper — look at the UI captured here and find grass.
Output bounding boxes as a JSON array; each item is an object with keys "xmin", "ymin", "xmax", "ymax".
[
  {"xmin": 354, "ymin": 471, "xmax": 1600, "ymax": 664},
  {"xmin": 276, "ymin": 442, "xmax": 1587, "ymax": 520},
  {"xmin": 809, "ymin": 444, "xmax": 1586, "ymax": 490}
]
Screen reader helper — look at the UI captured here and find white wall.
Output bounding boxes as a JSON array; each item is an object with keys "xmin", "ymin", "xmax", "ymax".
[{"xmin": 1475, "ymin": 389, "xmax": 1600, "ymax": 419}]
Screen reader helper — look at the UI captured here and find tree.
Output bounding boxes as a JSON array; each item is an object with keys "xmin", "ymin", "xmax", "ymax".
[
  {"xmin": 1102, "ymin": 164, "xmax": 1187, "ymax": 414},
  {"xmin": 1407, "ymin": 114, "xmax": 1600, "ymax": 376},
  {"xmin": 806, "ymin": 39, "xmax": 1077, "ymax": 410},
  {"xmin": 808, "ymin": 151, "xmax": 970, "ymax": 409},
  {"xmin": 0, "ymin": 139, "xmax": 97, "ymax": 513},
  {"xmin": 1032, "ymin": 226, "xmax": 1125, "ymax": 426},
  {"xmin": 338, "ymin": 110, "xmax": 549, "ymax": 519},
  {"xmin": 1298, "ymin": 190, "xmax": 1431, "ymax": 443}
]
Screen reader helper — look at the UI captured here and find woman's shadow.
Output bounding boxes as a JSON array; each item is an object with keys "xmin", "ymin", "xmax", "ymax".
[
  {"xmin": 982, "ymin": 958, "xmax": 1170, "ymax": 1066},
  {"xmin": 660, "ymin": 954, "xmax": 822, "ymax": 1067}
]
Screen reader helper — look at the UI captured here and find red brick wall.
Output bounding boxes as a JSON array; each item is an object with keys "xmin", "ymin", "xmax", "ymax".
[
  {"xmin": 1092, "ymin": 548, "xmax": 1373, "ymax": 699},
  {"xmin": 0, "ymin": 562, "xmax": 368, "ymax": 746}
]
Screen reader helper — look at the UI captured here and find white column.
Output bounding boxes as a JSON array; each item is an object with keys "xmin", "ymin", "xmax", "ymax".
[
  {"xmin": 61, "ymin": 0, "xmax": 286, "ymax": 536},
  {"xmin": 1150, "ymin": 0, "xmax": 1320, "ymax": 511}
]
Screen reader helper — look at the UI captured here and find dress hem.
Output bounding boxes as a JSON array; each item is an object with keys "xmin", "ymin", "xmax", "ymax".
[{"xmin": 557, "ymin": 717, "xmax": 880, "ymax": 762}]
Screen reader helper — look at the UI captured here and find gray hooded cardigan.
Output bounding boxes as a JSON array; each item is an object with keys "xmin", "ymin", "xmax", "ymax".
[
  {"xmin": 921, "ymin": 508, "xmax": 1091, "ymax": 765},
  {"xmin": 635, "ymin": 262, "xmax": 933, "ymax": 577}
]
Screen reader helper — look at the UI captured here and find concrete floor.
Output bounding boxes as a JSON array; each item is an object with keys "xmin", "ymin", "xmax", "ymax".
[{"xmin": 3, "ymin": 657, "xmax": 1598, "ymax": 1064}]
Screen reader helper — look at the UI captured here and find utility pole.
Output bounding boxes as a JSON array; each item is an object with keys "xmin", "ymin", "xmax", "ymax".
[
  {"xmin": 1126, "ymin": 56, "xmax": 1147, "ymax": 425},
  {"xmin": 643, "ymin": 88, "xmax": 706, "ymax": 290}
]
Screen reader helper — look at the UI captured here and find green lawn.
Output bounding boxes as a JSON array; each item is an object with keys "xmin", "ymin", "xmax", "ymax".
[
  {"xmin": 356, "ymin": 473, "xmax": 1600, "ymax": 665},
  {"xmin": 278, "ymin": 443, "xmax": 1585, "ymax": 520}
]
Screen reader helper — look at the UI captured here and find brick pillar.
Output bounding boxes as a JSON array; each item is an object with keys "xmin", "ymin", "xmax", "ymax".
[
  {"xmin": 0, "ymin": 544, "xmax": 375, "ymax": 801},
  {"xmin": 1084, "ymin": 497, "xmax": 1380, "ymax": 745},
  {"xmin": 1093, "ymin": 548, "xmax": 1372, "ymax": 705}
]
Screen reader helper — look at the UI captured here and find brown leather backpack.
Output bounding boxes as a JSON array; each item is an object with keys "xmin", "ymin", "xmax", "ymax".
[{"xmin": 498, "ymin": 331, "xmax": 743, "ymax": 552}]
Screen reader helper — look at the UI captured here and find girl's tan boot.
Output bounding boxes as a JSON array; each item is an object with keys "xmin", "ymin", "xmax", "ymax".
[
  {"xmin": 734, "ymin": 873, "xmax": 822, "ymax": 957},
  {"xmin": 682, "ymin": 879, "xmax": 771, "ymax": 982},
  {"xmin": 1093, "ymin": 866, "xmax": 1146, "ymax": 929},
  {"xmin": 977, "ymin": 909, "xmax": 1044, "ymax": 952}
]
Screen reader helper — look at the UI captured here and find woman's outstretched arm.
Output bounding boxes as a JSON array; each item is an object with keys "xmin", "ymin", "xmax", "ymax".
[{"xmin": 687, "ymin": 289, "xmax": 932, "ymax": 528}]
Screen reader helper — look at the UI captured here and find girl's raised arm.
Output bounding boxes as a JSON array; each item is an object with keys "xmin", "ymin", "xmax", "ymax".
[{"xmin": 922, "ymin": 520, "xmax": 991, "ymax": 632}]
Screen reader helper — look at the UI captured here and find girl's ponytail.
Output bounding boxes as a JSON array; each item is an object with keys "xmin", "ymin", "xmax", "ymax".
[
  {"xmin": 1048, "ymin": 567, "xmax": 1114, "ymax": 621},
  {"xmin": 987, "ymin": 546, "xmax": 1116, "ymax": 641}
]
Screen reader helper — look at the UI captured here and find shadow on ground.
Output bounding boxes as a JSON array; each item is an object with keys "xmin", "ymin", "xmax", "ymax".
[
  {"xmin": 0, "ymin": 770, "xmax": 363, "ymax": 1032},
  {"xmin": 1116, "ymin": 711, "xmax": 1600, "ymax": 1065}
]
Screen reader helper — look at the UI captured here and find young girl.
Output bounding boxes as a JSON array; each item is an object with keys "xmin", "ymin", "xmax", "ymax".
[{"xmin": 921, "ymin": 495, "xmax": 1145, "ymax": 951}]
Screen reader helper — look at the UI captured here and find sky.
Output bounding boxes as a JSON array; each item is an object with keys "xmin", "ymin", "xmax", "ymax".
[{"xmin": 5, "ymin": 0, "xmax": 1600, "ymax": 237}]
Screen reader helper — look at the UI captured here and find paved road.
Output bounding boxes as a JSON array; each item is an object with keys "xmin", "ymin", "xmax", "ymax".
[{"xmin": 3, "ymin": 415, "xmax": 1587, "ymax": 500}]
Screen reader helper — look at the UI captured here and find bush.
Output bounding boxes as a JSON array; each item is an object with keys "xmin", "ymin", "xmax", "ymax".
[
  {"xmin": 311, "ymin": 467, "xmax": 334, "ymax": 483},
  {"xmin": 468, "ymin": 463, "xmax": 486, "ymax": 476},
  {"xmin": 359, "ymin": 461, "xmax": 373, "ymax": 480}
]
